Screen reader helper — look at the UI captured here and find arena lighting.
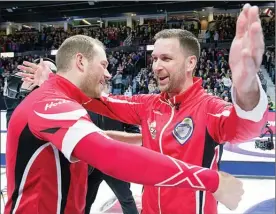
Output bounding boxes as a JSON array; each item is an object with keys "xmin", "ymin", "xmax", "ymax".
[
  {"xmin": 82, "ymin": 19, "xmax": 91, "ymax": 25},
  {"xmin": 146, "ymin": 45, "xmax": 154, "ymax": 51},
  {"xmin": 51, "ymin": 50, "xmax": 58, "ymax": 56},
  {"xmin": 0, "ymin": 52, "xmax": 14, "ymax": 58},
  {"xmin": 88, "ymin": 1, "xmax": 95, "ymax": 6},
  {"xmin": 23, "ymin": 25, "xmax": 31, "ymax": 29}
]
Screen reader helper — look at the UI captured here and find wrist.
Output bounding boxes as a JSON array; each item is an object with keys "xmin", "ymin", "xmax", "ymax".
[
  {"xmin": 234, "ymin": 78, "xmax": 260, "ymax": 111},
  {"xmin": 38, "ymin": 73, "xmax": 51, "ymax": 86},
  {"xmin": 236, "ymin": 77, "xmax": 259, "ymax": 96}
]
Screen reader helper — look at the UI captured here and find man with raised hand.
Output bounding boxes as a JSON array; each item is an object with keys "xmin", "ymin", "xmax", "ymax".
[{"xmin": 81, "ymin": 4, "xmax": 268, "ymax": 214}]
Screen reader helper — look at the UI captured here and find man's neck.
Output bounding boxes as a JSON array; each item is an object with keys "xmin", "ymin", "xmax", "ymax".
[
  {"xmin": 56, "ymin": 72, "xmax": 81, "ymax": 89},
  {"xmin": 167, "ymin": 78, "xmax": 193, "ymax": 98}
]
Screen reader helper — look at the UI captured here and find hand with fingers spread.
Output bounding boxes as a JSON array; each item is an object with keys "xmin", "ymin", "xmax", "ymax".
[
  {"xmin": 229, "ymin": 4, "xmax": 265, "ymax": 111},
  {"xmin": 17, "ymin": 58, "xmax": 52, "ymax": 87}
]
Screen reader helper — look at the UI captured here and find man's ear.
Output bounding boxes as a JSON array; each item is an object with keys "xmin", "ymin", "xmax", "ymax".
[
  {"xmin": 76, "ymin": 53, "xmax": 85, "ymax": 72},
  {"xmin": 185, "ymin": 55, "xmax": 197, "ymax": 74}
]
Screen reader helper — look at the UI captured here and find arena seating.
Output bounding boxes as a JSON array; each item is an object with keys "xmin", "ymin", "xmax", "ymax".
[{"xmin": 0, "ymin": 15, "xmax": 275, "ymax": 106}]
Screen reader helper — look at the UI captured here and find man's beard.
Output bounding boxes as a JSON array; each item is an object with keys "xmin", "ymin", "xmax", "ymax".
[
  {"xmin": 157, "ymin": 71, "xmax": 185, "ymax": 94},
  {"xmin": 156, "ymin": 74, "xmax": 175, "ymax": 93},
  {"xmin": 158, "ymin": 79, "xmax": 171, "ymax": 92},
  {"xmin": 80, "ymin": 75, "xmax": 99, "ymax": 98}
]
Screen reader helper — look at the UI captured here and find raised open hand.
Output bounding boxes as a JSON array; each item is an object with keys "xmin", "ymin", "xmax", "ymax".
[
  {"xmin": 229, "ymin": 4, "xmax": 264, "ymax": 94},
  {"xmin": 17, "ymin": 58, "xmax": 52, "ymax": 86},
  {"xmin": 229, "ymin": 4, "xmax": 266, "ymax": 111}
]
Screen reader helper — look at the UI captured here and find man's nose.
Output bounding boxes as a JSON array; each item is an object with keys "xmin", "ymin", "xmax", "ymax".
[
  {"xmin": 104, "ymin": 69, "xmax": 112, "ymax": 80},
  {"xmin": 152, "ymin": 59, "xmax": 162, "ymax": 73}
]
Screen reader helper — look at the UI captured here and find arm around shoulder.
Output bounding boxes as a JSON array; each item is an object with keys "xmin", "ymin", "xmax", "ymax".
[{"xmin": 83, "ymin": 93, "xmax": 153, "ymax": 125}]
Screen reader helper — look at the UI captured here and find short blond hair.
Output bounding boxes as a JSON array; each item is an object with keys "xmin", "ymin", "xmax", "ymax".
[{"xmin": 56, "ymin": 35, "xmax": 104, "ymax": 72}]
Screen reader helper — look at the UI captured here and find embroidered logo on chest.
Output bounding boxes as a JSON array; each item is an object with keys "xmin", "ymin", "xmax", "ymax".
[
  {"xmin": 173, "ymin": 117, "xmax": 194, "ymax": 145},
  {"xmin": 147, "ymin": 120, "xmax": 157, "ymax": 139}
]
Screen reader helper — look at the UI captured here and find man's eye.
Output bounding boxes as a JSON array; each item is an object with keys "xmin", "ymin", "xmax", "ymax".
[{"xmin": 163, "ymin": 57, "xmax": 171, "ymax": 62}]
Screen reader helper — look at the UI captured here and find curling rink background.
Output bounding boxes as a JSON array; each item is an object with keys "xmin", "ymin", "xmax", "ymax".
[{"xmin": 1, "ymin": 110, "xmax": 275, "ymax": 214}]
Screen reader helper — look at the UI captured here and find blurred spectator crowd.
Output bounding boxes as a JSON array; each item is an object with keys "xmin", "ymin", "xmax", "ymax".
[
  {"xmin": 1, "ymin": 14, "xmax": 274, "ymax": 53},
  {"xmin": 0, "ymin": 26, "xmax": 133, "ymax": 53},
  {"xmin": 204, "ymin": 14, "xmax": 275, "ymax": 45},
  {"xmin": 0, "ymin": 14, "xmax": 275, "ymax": 110},
  {"xmin": 2, "ymin": 45, "xmax": 273, "ymax": 107},
  {"xmin": 264, "ymin": 47, "xmax": 275, "ymax": 85}
]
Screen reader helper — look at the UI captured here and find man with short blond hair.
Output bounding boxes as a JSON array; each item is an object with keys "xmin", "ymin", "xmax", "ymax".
[{"xmin": 56, "ymin": 35, "xmax": 104, "ymax": 72}]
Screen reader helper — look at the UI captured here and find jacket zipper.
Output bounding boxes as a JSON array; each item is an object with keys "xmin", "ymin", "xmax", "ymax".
[{"xmin": 158, "ymin": 103, "xmax": 175, "ymax": 214}]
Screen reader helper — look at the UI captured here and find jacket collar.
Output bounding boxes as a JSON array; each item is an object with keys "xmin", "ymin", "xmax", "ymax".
[
  {"xmin": 160, "ymin": 77, "xmax": 204, "ymax": 106},
  {"xmin": 49, "ymin": 73, "xmax": 92, "ymax": 105}
]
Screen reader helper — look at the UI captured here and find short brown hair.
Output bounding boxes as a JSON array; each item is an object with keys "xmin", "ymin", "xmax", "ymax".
[
  {"xmin": 56, "ymin": 35, "xmax": 104, "ymax": 72},
  {"xmin": 154, "ymin": 29, "xmax": 200, "ymax": 60}
]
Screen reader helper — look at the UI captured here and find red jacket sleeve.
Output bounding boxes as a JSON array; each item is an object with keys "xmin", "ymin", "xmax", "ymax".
[
  {"xmin": 83, "ymin": 93, "xmax": 153, "ymax": 125},
  {"xmin": 28, "ymin": 97, "xmax": 219, "ymax": 193},
  {"xmin": 206, "ymin": 78, "xmax": 268, "ymax": 144}
]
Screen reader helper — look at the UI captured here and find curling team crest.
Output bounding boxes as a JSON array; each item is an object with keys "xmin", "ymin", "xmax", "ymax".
[
  {"xmin": 148, "ymin": 120, "xmax": 157, "ymax": 139},
  {"xmin": 173, "ymin": 117, "xmax": 194, "ymax": 145}
]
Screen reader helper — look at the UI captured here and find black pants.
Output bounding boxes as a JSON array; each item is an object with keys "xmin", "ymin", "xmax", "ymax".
[{"xmin": 85, "ymin": 168, "xmax": 138, "ymax": 214}]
